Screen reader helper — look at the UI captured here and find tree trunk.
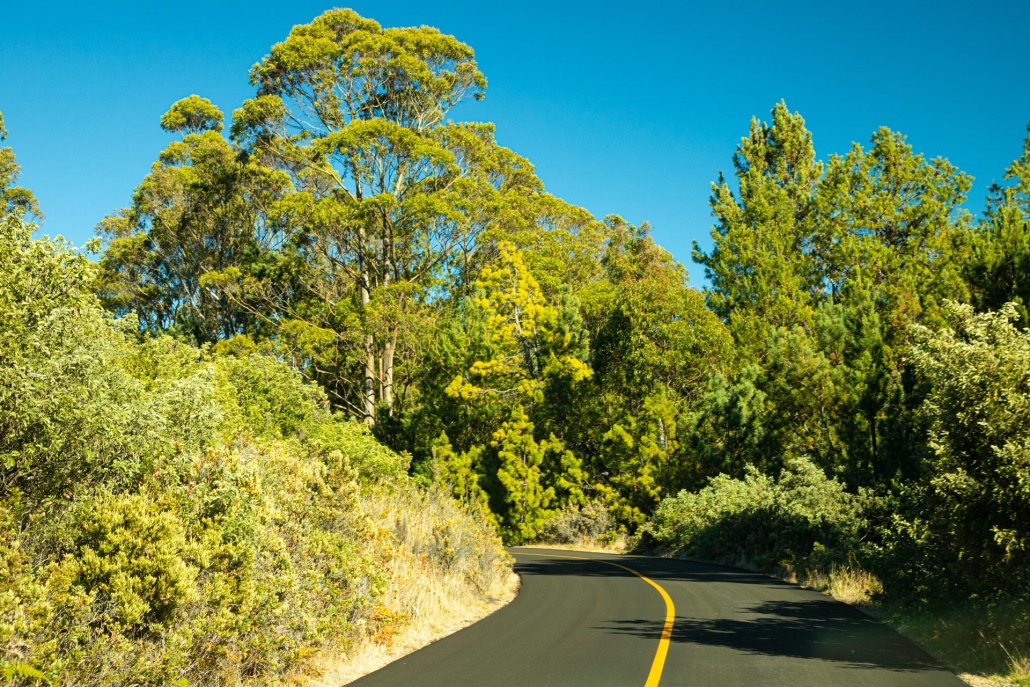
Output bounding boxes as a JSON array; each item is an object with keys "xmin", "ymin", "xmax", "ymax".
[
  {"xmin": 383, "ymin": 326, "xmax": 397, "ymax": 415},
  {"xmin": 359, "ymin": 230, "xmax": 376, "ymax": 427}
]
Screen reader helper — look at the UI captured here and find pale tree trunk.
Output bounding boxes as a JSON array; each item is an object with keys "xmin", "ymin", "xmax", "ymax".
[
  {"xmin": 383, "ymin": 326, "xmax": 397, "ymax": 415},
  {"xmin": 363, "ymin": 333, "xmax": 376, "ymax": 426},
  {"xmin": 381, "ymin": 236, "xmax": 398, "ymax": 416},
  {"xmin": 358, "ymin": 228, "xmax": 376, "ymax": 427}
]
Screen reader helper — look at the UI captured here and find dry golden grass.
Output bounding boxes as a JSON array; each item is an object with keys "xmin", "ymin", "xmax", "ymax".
[
  {"xmin": 525, "ymin": 536, "xmax": 630, "ymax": 555},
  {"xmin": 292, "ymin": 484, "xmax": 517, "ymax": 686},
  {"xmin": 306, "ymin": 570, "xmax": 519, "ymax": 686},
  {"xmin": 798, "ymin": 565, "xmax": 883, "ymax": 606}
]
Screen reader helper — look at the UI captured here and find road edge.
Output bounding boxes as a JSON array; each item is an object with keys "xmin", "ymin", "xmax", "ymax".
[{"xmin": 299, "ymin": 570, "xmax": 521, "ymax": 686}]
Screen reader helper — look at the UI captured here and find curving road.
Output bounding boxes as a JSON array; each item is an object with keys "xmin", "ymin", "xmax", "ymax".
[{"xmin": 349, "ymin": 548, "xmax": 966, "ymax": 686}]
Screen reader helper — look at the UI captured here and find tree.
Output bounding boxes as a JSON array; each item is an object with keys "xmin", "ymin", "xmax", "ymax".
[
  {"xmin": 96, "ymin": 97, "xmax": 288, "ymax": 343},
  {"xmin": 491, "ymin": 408, "xmax": 583, "ymax": 542},
  {"xmin": 815, "ymin": 127, "xmax": 972, "ymax": 340},
  {"xmin": 887, "ymin": 303, "xmax": 1030, "ymax": 600},
  {"xmin": 442, "ymin": 241, "xmax": 590, "ymax": 540},
  {"xmin": 230, "ymin": 9, "xmax": 532, "ymax": 425},
  {"xmin": 693, "ymin": 101, "xmax": 822, "ymax": 347},
  {"xmin": 694, "ymin": 106, "xmax": 973, "ymax": 493},
  {"xmin": 965, "ymin": 124, "xmax": 1030, "ymax": 322},
  {"xmin": 445, "ymin": 241, "xmax": 592, "ymax": 403},
  {"xmin": 0, "ymin": 111, "xmax": 40, "ymax": 221},
  {"xmin": 576, "ymin": 222, "xmax": 734, "ymax": 522}
]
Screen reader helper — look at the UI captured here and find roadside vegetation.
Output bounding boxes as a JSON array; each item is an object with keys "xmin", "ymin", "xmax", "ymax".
[
  {"xmin": 1, "ymin": 7, "xmax": 1028, "ymax": 685},
  {"xmin": 0, "ymin": 212, "xmax": 509, "ymax": 685}
]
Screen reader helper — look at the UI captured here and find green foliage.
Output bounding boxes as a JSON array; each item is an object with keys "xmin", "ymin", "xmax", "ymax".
[
  {"xmin": 0, "ymin": 193, "xmax": 506, "ymax": 684},
  {"xmin": 445, "ymin": 241, "xmax": 592, "ymax": 402},
  {"xmin": 965, "ymin": 125, "xmax": 1030, "ymax": 322},
  {"xmin": 438, "ymin": 242, "xmax": 590, "ymax": 542},
  {"xmin": 693, "ymin": 101, "xmax": 822, "ymax": 341},
  {"xmin": 96, "ymin": 99, "xmax": 287, "ymax": 344},
  {"xmin": 11, "ymin": 16, "xmax": 1030, "ymax": 678},
  {"xmin": 490, "ymin": 408, "xmax": 584, "ymax": 542},
  {"xmin": 0, "ymin": 111, "xmax": 40, "ymax": 221},
  {"xmin": 815, "ymin": 126, "xmax": 972, "ymax": 339},
  {"xmin": 643, "ymin": 458, "xmax": 869, "ymax": 573},
  {"xmin": 540, "ymin": 498, "xmax": 617, "ymax": 547},
  {"xmin": 878, "ymin": 303, "xmax": 1030, "ymax": 601},
  {"xmin": 0, "ymin": 214, "xmax": 168, "ymax": 499},
  {"xmin": 228, "ymin": 8, "xmax": 525, "ymax": 425},
  {"xmin": 160, "ymin": 95, "xmax": 225, "ymax": 134},
  {"xmin": 60, "ymin": 493, "xmax": 197, "ymax": 629},
  {"xmin": 566, "ymin": 222, "xmax": 733, "ymax": 527}
]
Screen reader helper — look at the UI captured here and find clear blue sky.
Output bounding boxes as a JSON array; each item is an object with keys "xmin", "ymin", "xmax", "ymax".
[{"xmin": 2, "ymin": 0, "xmax": 1028, "ymax": 282}]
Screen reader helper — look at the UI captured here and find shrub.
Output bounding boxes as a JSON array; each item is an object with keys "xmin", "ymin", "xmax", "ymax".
[
  {"xmin": 61, "ymin": 492, "xmax": 196, "ymax": 629},
  {"xmin": 0, "ymin": 219, "xmax": 510, "ymax": 685},
  {"xmin": 877, "ymin": 303, "xmax": 1030, "ymax": 603},
  {"xmin": 540, "ymin": 498, "xmax": 618, "ymax": 546},
  {"xmin": 642, "ymin": 457, "xmax": 868, "ymax": 574}
]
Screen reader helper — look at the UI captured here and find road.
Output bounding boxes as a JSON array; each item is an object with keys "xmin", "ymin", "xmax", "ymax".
[{"xmin": 349, "ymin": 547, "xmax": 966, "ymax": 686}]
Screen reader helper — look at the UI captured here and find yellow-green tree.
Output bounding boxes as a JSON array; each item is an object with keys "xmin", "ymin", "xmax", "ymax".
[
  {"xmin": 444, "ymin": 241, "xmax": 590, "ymax": 541},
  {"xmin": 446, "ymin": 241, "xmax": 591, "ymax": 402},
  {"xmin": 232, "ymin": 9, "xmax": 538, "ymax": 426}
]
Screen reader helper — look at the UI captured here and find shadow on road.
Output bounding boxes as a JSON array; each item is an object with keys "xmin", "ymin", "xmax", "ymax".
[
  {"xmin": 513, "ymin": 554, "xmax": 781, "ymax": 588},
  {"xmin": 596, "ymin": 600, "xmax": 942, "ymax": 673},
  {"xmin": 513, "ymin": 554, "xmax": 945, "ymax": 675}
]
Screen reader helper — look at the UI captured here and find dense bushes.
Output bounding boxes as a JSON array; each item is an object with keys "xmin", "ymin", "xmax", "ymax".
[
  {"xmin": 642, "ymin": 458, "xmax": 868, "ymax": 573},
  {"xmin": 0, "ymin": 216, "xmax": 509, "ymax": 685},
  {"xmin": 643, "ymin": 304, "xmax": 1030, "ymax": 607},
  {"xmin": 540, "ymin": 499, "xmax": 618, "ymax": 547},
  {"xmin": 877, "ymin": 303, "xmax": 1030, "ymax": 602}
]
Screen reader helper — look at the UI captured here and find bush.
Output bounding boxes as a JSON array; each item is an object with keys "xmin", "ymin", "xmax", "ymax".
[
  {"xmin": 62, "ymin": 493, "xmax": 197, "ymax": 629},
  {"xmin": 877, "ymin": 303, "xmax": 1030, "ymax": 603},
  {"xmin": 540, "ymin": 499, "xmax": 618, "ymax": 546},
  {"xmin": 0, "ymin": 219, "xmax": 510, "ymax": 685},
  {"xmin": 642, "ymin": 457, "xmax": 868, "ymax": 574}
]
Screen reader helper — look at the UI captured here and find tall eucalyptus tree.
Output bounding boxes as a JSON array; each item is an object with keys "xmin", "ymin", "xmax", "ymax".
[{"xmin": 232, "ymin": 9, "xmax": 535, "ymax": 424}]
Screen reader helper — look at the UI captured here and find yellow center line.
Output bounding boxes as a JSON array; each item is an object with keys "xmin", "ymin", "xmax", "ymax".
[{"xmin": 517, "ymin": 551, "xmax": 675, "ymax": 687}]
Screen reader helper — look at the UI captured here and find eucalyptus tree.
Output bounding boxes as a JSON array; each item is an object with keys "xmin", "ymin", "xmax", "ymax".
[
  {"xmin": 231, "ymin": 9, "xmax": 533, "ymax": 425},
  {"xmin": 96, "ymin": 96, "xmax": 288, "ymax": 343}
]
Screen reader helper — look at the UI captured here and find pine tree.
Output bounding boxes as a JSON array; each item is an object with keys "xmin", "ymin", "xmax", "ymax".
[{"xmin": 693, "ymin": 101, "xmax": 822, "ymax": 348}]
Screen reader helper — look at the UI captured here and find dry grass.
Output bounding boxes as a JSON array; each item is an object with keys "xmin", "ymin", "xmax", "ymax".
[
  {"xmin": 307, "ymin": 571, "xmax": 519, "ymax": 686},
  {"xmin": 292, "ymin": 484, "xmax": 517, "ymax": 686},
  {"xmin": 1006, "ymin": 653, "xmax": 1030, "ymax": 687},
  {"xmin": 797, "ymin": 565, "xmax": 883, "ymax": 606},
  {"xmin": 528, "ymin": 536, "xmax": 630, "ymax": 554}
]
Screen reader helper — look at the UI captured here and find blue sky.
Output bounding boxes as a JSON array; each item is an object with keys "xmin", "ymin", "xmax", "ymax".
[{"xmin": 2, "ymin": 0, "xmax": 1028, "ymax": 283}]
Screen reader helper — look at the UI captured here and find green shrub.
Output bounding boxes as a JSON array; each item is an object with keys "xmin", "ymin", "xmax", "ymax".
[
  {"xmin": 0, "ymin": 218, "xmax": 508, "ymax": 685},
  {"xmin": 642, "ymin": 457, "xmax": 868, "ymax": 573},
  {"xmin": 62, "ymin": 492, "xmax": 196, "ymax": 629},
  {"xmin": 877, "ymin": 303, "xmax": 1030, "ymax": 603}
]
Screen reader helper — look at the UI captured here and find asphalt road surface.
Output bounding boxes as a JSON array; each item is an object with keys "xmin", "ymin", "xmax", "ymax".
[{"xmin": 349, "ymin": 547, "xmax": 966, "ymax": 686}]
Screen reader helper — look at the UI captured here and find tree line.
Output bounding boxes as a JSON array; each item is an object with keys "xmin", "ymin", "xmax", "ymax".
[{"xmin": 14, "ymin": 9, "xmax": 1029, "ymax": 605}]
